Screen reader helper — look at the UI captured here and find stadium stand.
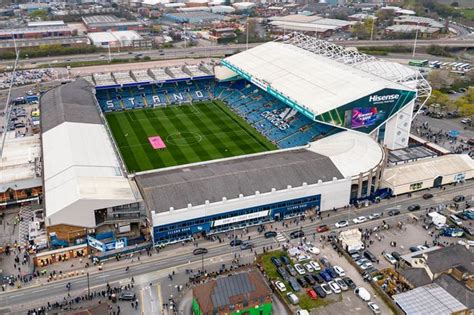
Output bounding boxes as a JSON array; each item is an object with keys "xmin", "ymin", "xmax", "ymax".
[{"xmin": 95, "ymin": 78, "xmax": 342, "ymax": 149}]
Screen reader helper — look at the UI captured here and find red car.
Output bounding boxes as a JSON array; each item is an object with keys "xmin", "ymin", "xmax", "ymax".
[
  {"xmin": 316, "ymin": 224, "xmax": 329, "ymax": 233},
  {"xmin": 306, "ymin": 288, "xmax": 318, "ymax": 300}
]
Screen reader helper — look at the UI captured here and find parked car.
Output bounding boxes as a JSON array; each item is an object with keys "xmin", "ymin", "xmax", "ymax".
[
  {"xmin": 363, "ymin": 251, "xmax": 377, "ymax": 262},
  {"xmin": 354, "ymin": 287, "xmax": 371, "ymax": 301},
  {"xmin": 288, "ymin": 278, "xmax": 301, "ymax": 292},
  {"xmin": 304, "ymin": 275, "xmax": 315, "ymax": 286},
  {"xmin": 316, "ymin": 225, "xmax": 329, "ymax": 233},
  {"xmin": 342, "ymin": 277, "xmax": 356, "ymax": 289},
  {"xmin": 280, "ymin": 256, "xmax": 291, "ymax": 265},
  {"xmin": 295, "ymin": 264, "xmax": 306, "ymax": 275},
  {"xmin": 320, "ymin": 270, "xmax": 333, "ymax": 282},
  {"xmin": 271, "ymin": 257, "xmax": 282, "ymax": 267},
  {"xmin": 312, "ymin": 273, "xmax": 324, "ymax": 284},
  {"xmin": 335, "ymin": 220, "xmax": 349, "ymax": 228},
  {"xmin": 312, "ymin": 285, "xmax": 327, "ymax": 298},
  {"xmin": 297, "ymin": 254, "xmax": 311, "ymax": 262},
  {"xmin": 320, "ymin": 257, "xmax": 332, "ymax": 268},
  {"xmin": 193, "ymin": 248, "xmax": 208, "ymax": 255},
  {"xmin": 407, "ymin": 204, "xmax": 420, "ymax": 211},
  {"xmin": 335, "ymin": 278, "xmax": 348, "ymax": 291},
  {"xmin": 286, "ymin": 265, "xmax": 297, "ymax": 277},
  {"xmin": 309, "ymin": 260, "xmax": 321, "ymax": 271},
  {"xmin": 306, "ymin": 288, "xmax": 318, "ymax": 300},
  {"xmin": 384, "ymin": 253, "xmax": 397, "ymax": 265},
  {"xmin": 333, "ymin": 266, "xmax": 345, "ymax": 277},
  {"xmin": 328, "ymin": 281, "xmax": 341, "ymax": 294},
  {"xmin": 306, "ymin": 246, "xmax": 320, "ymax": 255},
  {"xmin": 287, "ymin": 292, "xmax": 299, "ymax": 305},
  {"xmin": 453, "ymin": 195, "xmax": 465, "ymax": 202},
  {"xmin": 320, "ymin": 283, "xmax": 332, "ymax": 295},
  {"xmin": 326, "ymin": 268, "xmax": 338, "ymax": 278},
  {"xmin": 391, "ymin": 251, "xmax": 401, "ymax": 261},
  {"xmin": 264, "ymin": 231, "xmax": 277, "ymax": 238},
  {"xmin": 274, "ymin": 281, "xmax": 286, "ymax": 292},
  {"xmin": 368, "ymin": 302, "xmax": 381, "ymax": 314},
  {"xmin": 304, "ymin": 263, "xmax": 314, "ymax": 273},
  {"xmin": 297, "ymin": 277, "xmax": 308, "ymax": 288},
  {"xmin": 277, "ymin": 267, "xmax": 290, "ymax": 281}
]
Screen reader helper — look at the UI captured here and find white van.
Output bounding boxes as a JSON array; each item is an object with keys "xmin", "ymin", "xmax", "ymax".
[
  {"xmin": 449, "ymin": 215, "xmax": 463, "ymax": 226},
  {"xmin": 287, "ymin": 292, "xmax": 299, "ymax": 305}
]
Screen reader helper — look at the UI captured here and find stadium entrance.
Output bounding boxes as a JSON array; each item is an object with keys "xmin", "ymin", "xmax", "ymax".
[{"xmin": 152, "ymin": 195, "xmax": 320, "ymax": 245}]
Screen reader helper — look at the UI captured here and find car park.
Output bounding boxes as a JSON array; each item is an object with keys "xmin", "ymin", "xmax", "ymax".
[
  {"xmin": 384, "ymin": 253, "xmax": 397, "ymax": 265},
  {"xmin": 316, "ymin": 225, "xmax": 329, "ymax": 233},
  {"xmin": 333, "ymin": 266, "xmax": 345, "ymax": 277},
  {"xmin": 312, "ymin": 273, "xmax": 324, "ymax": 284},
  {"xmin": 313, "ymin": 285, "xmax": 327, "ymax": 298},
  {"xmin": 309, "ymin": 260, "xmax": 321, "ymax": 271},
  {"xmin": 354, "ymin": 287, "xmax": 371, "ymax": 301},
  {"xmin": 286, "ymin": 265, "xmax": 297, "ymax": 277},
  {"xmin": 368, "ymin": 302, "xmax": 381, "ymax": 314},
  {"xmin": 288, "ymin": 278, "xmax": 301, "ymax": 292},
  {"xmin": 287, "ymin": 292, "xmax": 299, "ymax": 305},
  {"xmin": 304, "ymin": 263, "xmax": 314, "ymax": 273},
  {"xmin": 328, "ymin": 281, "xmax": 341, "ymax": 294},
  {"xmin": 264, "ymin": 231, "xmax": 277, "ymax": 238},
  {"xmin": 342, "ymin": 277, "xmax": 356, "ymax": 289},
  {"xmin": 320, "ymin": 283, "xmax": 332, "ymax": 295},
  {"xmin": 407, "ymin": 204, "xmax": 420, "ymax": 211},
  {"xmin": 297, "ymin": 277, "xmax": 308, "ymax": 288},
  {"xmin": 353, "ymin": 216, "xmax": 367, "ymax": 224},
  {"xmin": 335, "ymin": 220, "xmax": 349, "ymax": 228},
  {"xmin": 274, "ymin": 281, "xmax": 286, "ymax": 292},
  {"xmin": 368, "ymin": 213, "xmax": 381, "ymax": 220},
  {"xmin": 304, "ymin": 275, "xmax": 315, "ymax": 286},
  {"xmin": 193, "ymin": 248, "xmax": 208, "ymax": 255},
  {"xmin": 387, "ymin": 209, "xmax": 400, "ymax": 216},
  {"xmin": 271, "ymin": 257, "xmax": 282, "ymax": 267},
  {"xmin": 335, "ymin": 278, "xmax": 348, "ymax": 291},
  {"xmin": 294, "ymin": 264, "xmax": 306, "ymax": 275},
  {"xmin": 306, "ymin": 288, "xmax": 318, "ymax": 300},
  {"xmin": 290, "ymin": 230, "xmax": 304, "ymax": 238}
]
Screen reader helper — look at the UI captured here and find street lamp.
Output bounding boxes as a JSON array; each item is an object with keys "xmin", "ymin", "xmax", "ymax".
[{"xmin": 412, "ymin": 22, "xmax": 420, "ymax": 58}]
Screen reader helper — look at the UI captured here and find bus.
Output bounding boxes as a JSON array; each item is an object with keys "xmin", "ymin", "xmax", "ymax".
[{"xmin": 409, "ymin": 59, "xmax": 429, "ymax": 67}]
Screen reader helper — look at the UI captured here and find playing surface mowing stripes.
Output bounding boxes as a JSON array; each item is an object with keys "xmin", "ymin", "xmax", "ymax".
[{"xmin": 105, "ymin": 100, "xmax": 277, "ymax": 173}]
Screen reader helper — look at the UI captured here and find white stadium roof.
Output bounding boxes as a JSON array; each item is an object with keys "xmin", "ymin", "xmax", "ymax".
[
  {"xmin": 223, "ymin": 40, "xmax": 413, "ymax": 116},
  {"xmin": 308, "ymin": 131, "xmax": 383, "ymax": 178}
]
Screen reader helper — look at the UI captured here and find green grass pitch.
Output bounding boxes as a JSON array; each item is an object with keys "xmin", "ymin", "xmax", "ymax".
[{"xmin": 105, "ymin": 100, "xmax": 277, "ymax": 173}]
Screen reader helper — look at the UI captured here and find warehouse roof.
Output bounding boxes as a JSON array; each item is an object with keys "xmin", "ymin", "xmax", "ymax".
[
  {"xmin": 383, "ymin": 154, "xmax": 474, "ymax": 187},
  {"xmin": 40, "ymin": 79, "xmax": 101, "ymax": 132},
  {"xmin": 136, "ymin": 148, "xmax": 343, "ymax": 212}
]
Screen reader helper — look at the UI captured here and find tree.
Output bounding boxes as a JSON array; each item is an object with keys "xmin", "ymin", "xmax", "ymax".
[
  {"xmin": 352, "ymin": 22, "xmax": 369, "ymax": 40},
  {"xmin": 29, "ymin": 9, "xmax": 47, "ymax": 19},
  {"xmin": 427, "ymin": 70, "xmax": 454, "ymax": 90},
  {"xmin": 428, "ymin": 90, "xmax": 450, "ymax": 106},
  {"xmin": 376, "ymin": 9, "xmax": 395, "ymax": 24}
]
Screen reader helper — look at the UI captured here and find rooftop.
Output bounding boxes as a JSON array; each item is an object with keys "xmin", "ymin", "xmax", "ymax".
[
  {"xmin": 434, "ymin": 273, "xmax": 474, "ymax": 309},
  {"xmin": 388, "ymin": 145, "xmax": 438, "ymax": 164},
  {"xmin": 399, "ymin": 268, "xmax": 432, "ymax": 288},
  {"xmin": 40, "ymin": 79, "xmax": 101, "ymax": 133},
  {"xmin": 136, "ymin": 148, "xmax": 343, "ymax": 212},
  {"xmin": 386, "ymin": 24, "xmax": 440, "ymax": 34},
  {"xmin": 393, "ymin": 283, "xmax": 467, "ymax": 315},
  {"xmin": 423, "ymin": 244, "xmax": 474, "ymax": 275},
  {"xmin": 193, "ymin": 271, "xmax": 271, "ymax": 314}
]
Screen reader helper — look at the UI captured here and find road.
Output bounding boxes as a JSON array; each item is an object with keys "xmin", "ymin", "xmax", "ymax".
[
  {"xmin": 2, "ymin": 38, "xmax": 474, "ymax": 69},
  {"xmin": 0, "ymin": 181, "xmax": 472, "ymax": 312}
]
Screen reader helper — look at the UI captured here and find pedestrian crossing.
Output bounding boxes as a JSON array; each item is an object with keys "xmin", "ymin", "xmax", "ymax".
[{"xmin": 275, "ymin": 232, "xmax": 287, "ymax": 243}]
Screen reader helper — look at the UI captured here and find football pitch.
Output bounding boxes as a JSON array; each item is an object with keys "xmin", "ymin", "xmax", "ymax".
[{"xmin": 105, "ymin": 100, "xmax": 277, "ymax": 173}]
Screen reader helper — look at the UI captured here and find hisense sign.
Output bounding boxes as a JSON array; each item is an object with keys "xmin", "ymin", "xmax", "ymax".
[{"xmin": 369, "ymin": 94, "xmax": 400, "ymax": 103}]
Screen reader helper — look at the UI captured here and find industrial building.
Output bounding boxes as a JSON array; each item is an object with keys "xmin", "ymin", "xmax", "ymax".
[
  {"xmin": 82, "ymin": 15, "xmax": 145, "ymax": 32},
  {"xmin": 87, "ymin": 31, "xmax": 151, "ymax": 48},
  {"xmin": 269, "ymin": 15, "xmax": 356, "ymax": 37}
]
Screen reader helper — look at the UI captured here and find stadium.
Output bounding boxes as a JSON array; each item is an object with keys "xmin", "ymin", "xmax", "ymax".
[{"xmin": 41, "ymin": 34, "xmax": 432, "ymax": 247}]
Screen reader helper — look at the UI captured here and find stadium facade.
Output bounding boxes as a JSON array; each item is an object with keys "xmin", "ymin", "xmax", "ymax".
[{"xmin": 40, "ymin": 35, "xmax": 431, "ymax": 247}]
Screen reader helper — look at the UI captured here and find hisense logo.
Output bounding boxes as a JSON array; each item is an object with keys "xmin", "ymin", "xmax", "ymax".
[{"xmin": 369, "ymin": 94, "xmax": 400, "ymax": 102}]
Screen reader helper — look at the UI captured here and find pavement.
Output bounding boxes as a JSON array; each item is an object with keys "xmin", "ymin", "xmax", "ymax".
[{"xmin": 0, "ymin": 181, "xmax": 472, "ymax": 313}]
